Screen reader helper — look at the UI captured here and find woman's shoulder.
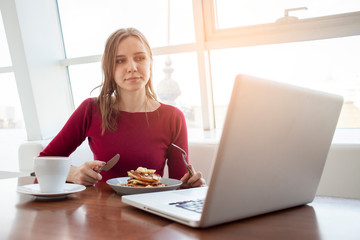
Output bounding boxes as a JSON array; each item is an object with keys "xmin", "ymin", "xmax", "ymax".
[
  {"xmin": 81, "ymin": 97, "xmax": 97, "ymax": 105},
  {"xmin": 78, "ymin": 97, "xmax": 98, "ymax": 108},
  {"xmin": 75, "ymin": 98, "xmax": 99, "ymax": 114},
  {"xmin": 64, "ymin": 98, "xmax": 99, "ymax": 126},
  {"xmin": 158, "ymin": 102, "xmax": 185, "ymax": 118}
]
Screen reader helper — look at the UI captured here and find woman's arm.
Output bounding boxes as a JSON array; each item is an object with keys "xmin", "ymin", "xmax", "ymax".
[
  {"xmin": 166, "ymin": 106, "xmax": 207, "ymax": 187},
  {"xmin": 39, "ymin": 98, "xmax": 95, "ymax": 157},
  {"xmin": 40, "ymin": 98, "xmax": 104, "ymax": 185}
]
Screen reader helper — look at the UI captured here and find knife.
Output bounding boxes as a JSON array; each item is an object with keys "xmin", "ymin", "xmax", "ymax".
[{"xmin": 97, "ymin": 154, "xmax": 120, "ymax": 173}]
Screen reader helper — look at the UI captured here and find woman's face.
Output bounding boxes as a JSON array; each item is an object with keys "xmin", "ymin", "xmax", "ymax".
[{"xmin": 114, "ymin": 36, "xmax": 151, "ymax": 94}]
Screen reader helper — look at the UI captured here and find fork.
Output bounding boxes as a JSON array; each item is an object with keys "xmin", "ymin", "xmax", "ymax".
[{"xmin": 171, "ymin": 143, "xmax": 194, "ymax": 176}]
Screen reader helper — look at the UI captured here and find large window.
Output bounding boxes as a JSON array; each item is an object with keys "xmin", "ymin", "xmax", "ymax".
[
  {"xmin": 0, "ymin": 73, "xmax": 25, "ymax": 129},
  {"xmin": 67, "ymin": 62, "xmax": 102, "ymax": 108},
  {"xmin": 57, "ymin": 0, "xmax": 360, "ymax": 138},
  {"xmin": 211, "ymin": 36, "xmax": 360, "ymax": 129},
  {"xmin": 0, "ymin": 14, "xmax": 11, "ymax": 67},
  {"xmin": 214, "ymin": 0, "xmax": 360, "ymax": 29},
  {"xmin": 0, "ymin": 13, "xmax": 25, "ymax": 130},
  {"xmin": 57, "ymin": 0, "xmax": 202, "ymax": 127},
  {"xmin": 153, "ymin": 53, "xmax": 202, "ymax": 128},
  {"xmin": 208, "ymin": 0, "xmax": 360, "ymax": 129},
  {"xmin": 0, "ymin": 12, "xmax": 26, "ymax": 172},
  {"xmin": 57, "ymin": 0, "xmax": 195, "ymax": 58}
]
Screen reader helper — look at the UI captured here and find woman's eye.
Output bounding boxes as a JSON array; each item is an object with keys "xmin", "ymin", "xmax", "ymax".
[
  {"xmin": 135, "ymin": 56, "xmax": 145, "ymax": 61},
  {"xmin": 116, "ymin": 59, "xmax": 125, "ymax": 64}
]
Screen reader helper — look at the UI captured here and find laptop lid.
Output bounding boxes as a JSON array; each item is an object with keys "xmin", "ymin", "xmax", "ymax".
[
  {"xmin": 122, "ymin": 74, "xmax": 343, "ymax": 228},
  {"xmin": 200, "ymin": 74, "xmax": 343, "ymax": 227}
]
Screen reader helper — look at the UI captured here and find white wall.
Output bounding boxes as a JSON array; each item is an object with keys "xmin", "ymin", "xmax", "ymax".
[
  {"xmin": 188, "ymin": 142, "xmax": 360, "ymax": 199},
  {"xmin": 317, "ymin": 144, "xmax": 360, "ymax": 198}
]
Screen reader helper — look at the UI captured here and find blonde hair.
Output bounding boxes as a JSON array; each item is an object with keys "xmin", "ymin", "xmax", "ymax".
[{"xmin": 95, "ymin": 28, "xmax": 157, "ymax": 134}]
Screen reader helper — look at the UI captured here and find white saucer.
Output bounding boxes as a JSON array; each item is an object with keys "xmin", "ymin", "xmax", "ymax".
[{"xmin": 17, "ymin": 183, "xmax": 86, "ymax": 198}]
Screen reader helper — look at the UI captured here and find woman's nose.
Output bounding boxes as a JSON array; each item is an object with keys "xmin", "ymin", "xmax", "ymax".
[{"xmin": 127, "ymin": 60, "xmax": 137, "ymax": 72}]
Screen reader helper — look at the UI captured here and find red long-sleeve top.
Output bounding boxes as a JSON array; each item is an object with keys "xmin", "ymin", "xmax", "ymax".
[{"xmin": 39, "ymin": 98, "xmax": 189, "ymax": 182}]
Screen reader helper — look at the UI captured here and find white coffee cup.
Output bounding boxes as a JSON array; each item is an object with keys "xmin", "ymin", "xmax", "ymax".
[{"xmin": 34, "ymin": 156, "xmax": 71, "ymax": 193}]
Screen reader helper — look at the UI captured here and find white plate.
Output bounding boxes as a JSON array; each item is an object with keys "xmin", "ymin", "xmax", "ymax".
[
  {"xmin": 107, "ymin": 177, "xmax": 182, "ymax": 195},
  {"xmin": 17, "ymin": 183, "xmax": 86, "ymax": 198}
]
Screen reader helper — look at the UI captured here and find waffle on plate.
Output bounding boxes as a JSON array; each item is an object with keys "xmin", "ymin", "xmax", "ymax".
[{"xmin": 118, "ymin": 167, "xmax": 167, "ymax": 187}]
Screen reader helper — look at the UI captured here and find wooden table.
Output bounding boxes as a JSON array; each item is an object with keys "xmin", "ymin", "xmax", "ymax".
[{"xmin": 1, "ymin": 177, "xmax": 360, "ymax": 240}]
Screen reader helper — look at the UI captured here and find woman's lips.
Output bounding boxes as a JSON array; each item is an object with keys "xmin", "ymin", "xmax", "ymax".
[{"xmin": 125, "ymin": 77, "xmax": 141, "ymax": 81}]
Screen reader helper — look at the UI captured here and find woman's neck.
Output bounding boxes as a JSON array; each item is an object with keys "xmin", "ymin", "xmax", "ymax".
[
  {"xmin": 116, "ymin": 92, "xmax": 159, "ymax": 112},
  {"xmin": 114, "ymin": 88, "xmax": 160, "ymax": 113},
  {"xmin": 116, "ymin": 92, "xmax": 147, "ymax": 112}
]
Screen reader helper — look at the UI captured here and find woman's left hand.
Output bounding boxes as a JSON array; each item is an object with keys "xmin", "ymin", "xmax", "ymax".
[{"xmin": 180, "ymin": 165, "xmax": 206, "ymax": 188}]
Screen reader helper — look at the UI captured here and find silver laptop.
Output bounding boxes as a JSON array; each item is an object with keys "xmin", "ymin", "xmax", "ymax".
[{"xmin": 122, "ymin": 74, "xmax": 343, "ymax": 228}]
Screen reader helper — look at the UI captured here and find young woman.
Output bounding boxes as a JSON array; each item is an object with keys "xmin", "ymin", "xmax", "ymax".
[{"xmin": 39, "ymin": 28, "xmax": 205, "ymax": 188}]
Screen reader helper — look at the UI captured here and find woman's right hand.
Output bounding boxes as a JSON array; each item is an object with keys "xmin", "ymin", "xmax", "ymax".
[{"xmin": 67, "ymin": 161, "xmax": 105, "ymax": 186}]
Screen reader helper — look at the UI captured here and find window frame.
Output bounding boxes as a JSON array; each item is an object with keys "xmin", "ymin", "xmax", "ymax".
[
  {"xmin": 58, "ymin": 0, "xmax": 360, "ymax": 135},
  {"xmin": 0, "ymin": 66, "xmax": 13, "ymax": 73},
  {"xmin": 203, "ymin": 1, "xmax": 360, "ymax": 48}
]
